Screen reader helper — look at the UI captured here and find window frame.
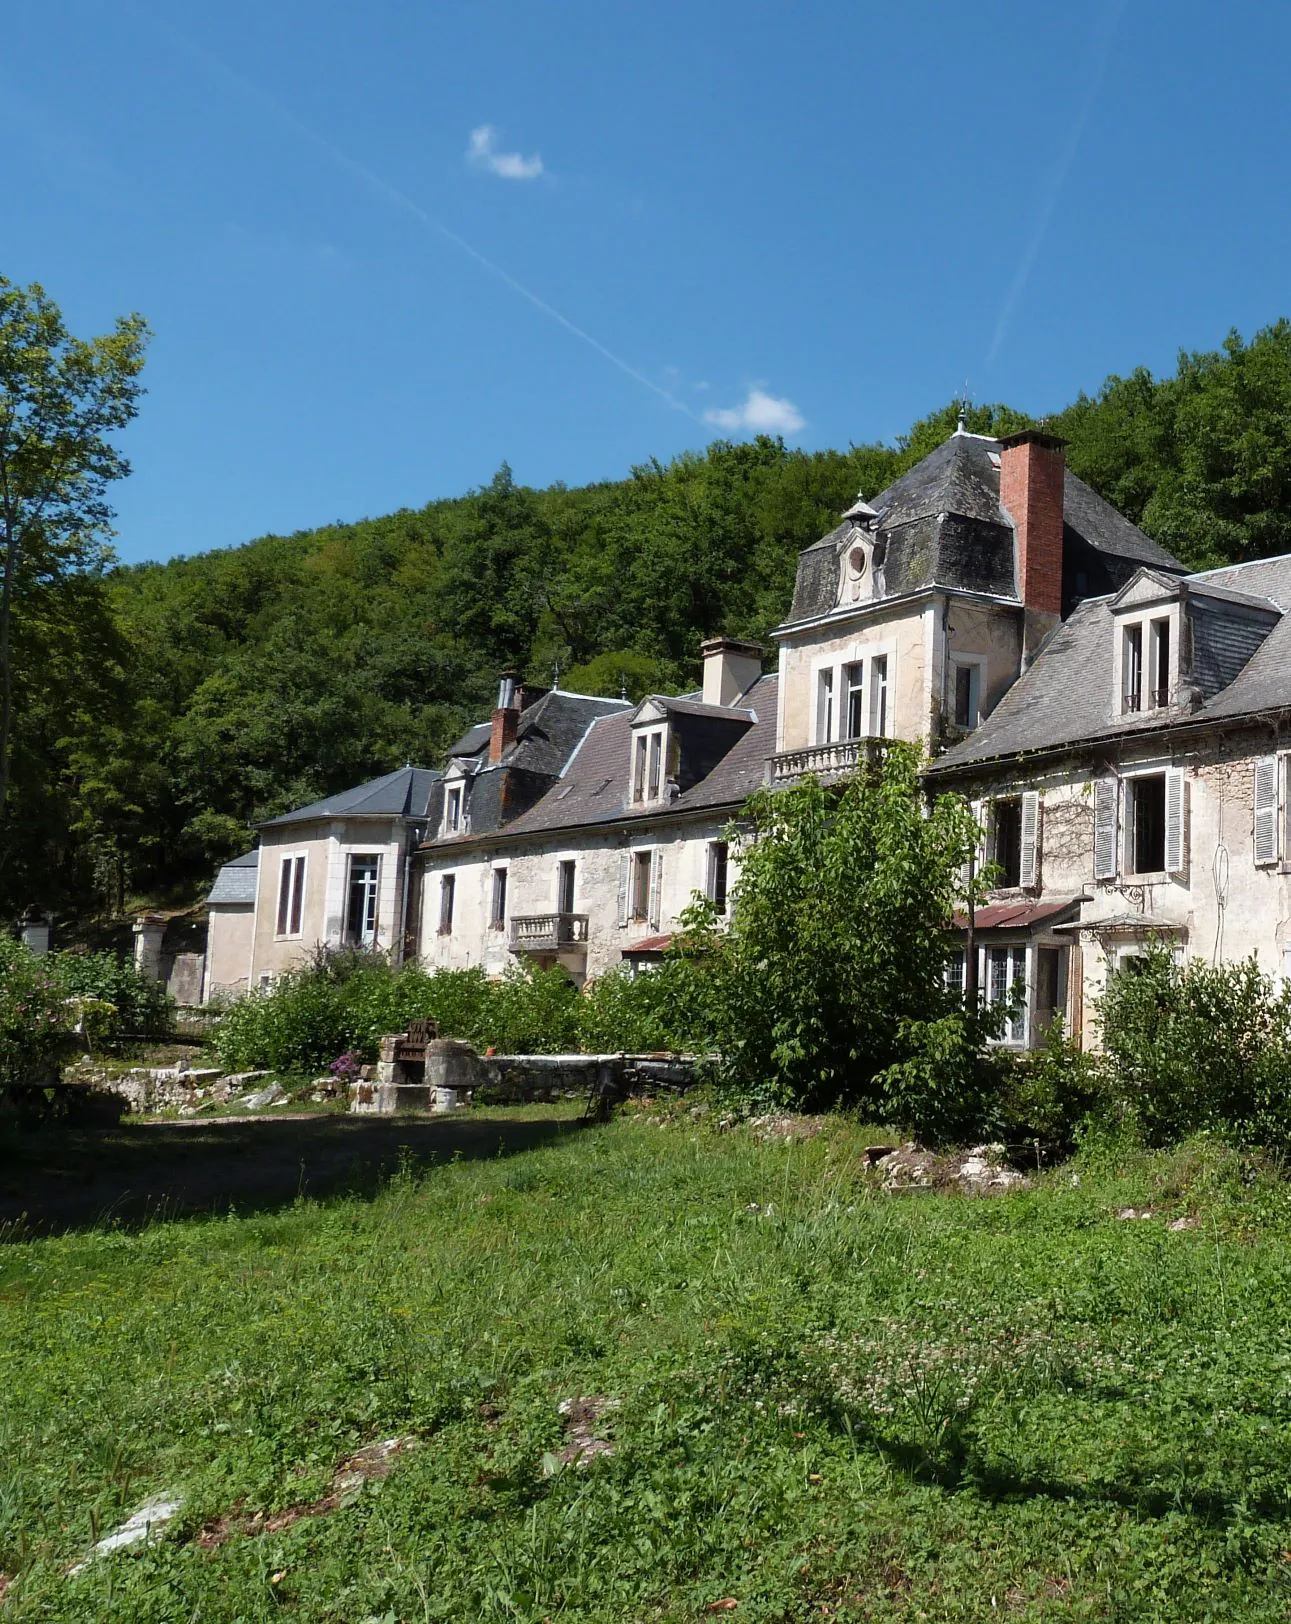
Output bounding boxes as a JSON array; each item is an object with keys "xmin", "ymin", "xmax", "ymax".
[
  {"xmin": 706, "ymin": 840, "xmax": 730, "ymax": 915},
  {"xmin": 443, "ymin": 782, "xmax": 464, "ymax": 835},
  {"xmin": 489, "ymin": 865, "xmax": 508, "ymax": 930},
  {"xmin": 630, "ymin": 850, "xmax": 653, "ymax": 922},
  {"xmin": 1125, "ymin": 770, "xmax": 1168, "ymax": 877},
  {"xmin": 438, "ymin": 873, "xmax": 456, "ymax": 935},
  {"xmin": 343, "ymin": 852, "xmax": 382, "ymax": 947},
  {"xmin": 950, "ymin": 655, "xmax": 986, "ymax": 731},
  {"xmin": 630, "ymin": 724, "xmax": 669, "ymax": 805},
  {"xmin": 274, "ymin": 851, "xmax": 308, "ymax": 940}
]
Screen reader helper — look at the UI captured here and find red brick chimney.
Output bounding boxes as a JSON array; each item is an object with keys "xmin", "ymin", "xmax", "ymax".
[
  {"xmin": 489, "ymin": 670, "xmax": 521, "ymax": 764},
  {"xmin": 998, "ymin": 429, "xmax": 1066, "ymax": 619}
]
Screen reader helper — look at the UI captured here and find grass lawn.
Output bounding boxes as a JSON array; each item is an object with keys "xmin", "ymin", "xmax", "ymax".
[{"xmin": 2, "ymin": 1107, "xmax": 1290, "ymax": 1621}]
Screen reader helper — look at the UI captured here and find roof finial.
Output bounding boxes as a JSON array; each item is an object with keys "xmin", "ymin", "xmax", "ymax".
[
  {"xmin": 620, "ymin": 674, "xmax": 628, "ymax": 701},
  {"xmin": 552, "ymin": 661, "xmax": 561, "ymax": 692}
]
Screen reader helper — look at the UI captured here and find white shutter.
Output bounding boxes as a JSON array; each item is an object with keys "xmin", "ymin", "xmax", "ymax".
[
  {"xmin": 1019, "ymin": 791, "xmax": 1040, "ymax": 889},
  {"xmin": 648, "ymin": 850, "xmax": 664, "ymax": 930},
  {"xmin": 1093, "ymin": 777, "xmax": 1119, "ymax": 880},
  {"xmin": 617, "ymin": 851, "xmax": 631, "ymax": 927},
  {"xmin": 1165, "ymin": 767, "xmax": 1185, "ymax": 874},
  {"xmin": 1254, "ymin": 756, "xmax": 1279, "ymax": 867}
]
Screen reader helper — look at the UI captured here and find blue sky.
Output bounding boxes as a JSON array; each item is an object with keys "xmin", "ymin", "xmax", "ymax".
[{"xmin": 5, "ymin": 0, "xmax": 1290, "ymax": 565}]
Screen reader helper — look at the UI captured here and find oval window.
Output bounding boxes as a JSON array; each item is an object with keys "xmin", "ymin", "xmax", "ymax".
[{"xmin": 848, "ymin": 543, "xmax": 867, "ymax": 579}]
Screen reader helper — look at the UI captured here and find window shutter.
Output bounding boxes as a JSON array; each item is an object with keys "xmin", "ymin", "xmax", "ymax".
[
  {"xmin": 960, "ymin": 799, "xmax": 984, "ymax": 895},
  {"xmin": 1254, "ymin": 756, "xmax": 1279, "ymax": 867},
  {"xmin": 1093, "ymin": 777, "xmax": 1118, "ymax": 880},
  {"xmin": 648, "ymin": 850, "xmax": 664, "ymax": 930},
  {"xmin": 1019, "ymin": 791, "xmax": 1040, "ymax": 889},
  {"xmin": 1165, "ymin": 767, "xmax": 1185, "ymax": 874},
  {"xmin": 617, "ymin": 851, "xmax": 631, "ymax": 927}
]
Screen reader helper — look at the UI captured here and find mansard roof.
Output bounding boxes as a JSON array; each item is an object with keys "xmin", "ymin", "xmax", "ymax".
[
  {"xmin": 782, "ymin": 430, "xmax": 1185, "ymax": 628},
  {"xmin": 929, "ymin": 552, "xmax": 1291, "ymax": 774},
  {"xmin": 258, "ymin": 766, "xmax": 441, "ymax": 828}
]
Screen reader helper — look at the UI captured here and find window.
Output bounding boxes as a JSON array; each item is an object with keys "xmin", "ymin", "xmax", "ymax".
[
  {"xmin": 945, "ymin": 948, "xmax": 966, "ymax": 999},
  {"xmin": 844, "ymin": 663, "xmax": 866, "ymax": 740},
  {"xmin": 490, "ymin": 866, "xmax": 508, "ymax": 930},
  {"xmin": 1127, "ymin": 773, "xmax": 1166, "ymax": 874},
  {"xmin": 1150, "ymin": 617, "xmax": 1171, "ymax": 708},
  {"xmin": 1122, "ymin": 623, "xmax": 1143, "ymax": 714},
  {"xmin": 1034, "ymin": 946, "xmax": 1066, "ymax": 1034},
  {"xmin": 631, "ymin": 726, "xmax": 668, "ymax": 804},
  {"xmin": 870, "ymin": 655, "xmax": 888, "ymax": 736},
  {"xmin": 952, "ymin": 660, "xmax": 982, "ymax": 729},
  {"xmin": 816, "ymin": 668, "xmax": 835, "ymax": 744},
  {"xmin": 344, "ymin": 854, "xmax": 380, "ymax": 947},
  {"xmin": 992, "ymin": 798, "xmax": 1023, "ymax": 888},
  {"xmin": 275, "ymin": 853, "xmax": 306, "ymax": 937},
  {"xmin": 438, "ymin": 874, "xmax": 455, "ymax": 934},
  {"xmin": 707, "ymin": 841, "xmax": 729, "ymax": 914},
  {"xmin": 985, "ymin": 944, "xmax": 1027, "ymax": 1044},
  {"xmin": 557, "ymin": 859, "xmax": 576, "ymax": 916},
  {"xmin": 445, "ymin": 784, "xmax": 463, "ymax": 834},
  {"xmin": 630, "ymin": 851, "xmax": 652, "ymax": 921}
]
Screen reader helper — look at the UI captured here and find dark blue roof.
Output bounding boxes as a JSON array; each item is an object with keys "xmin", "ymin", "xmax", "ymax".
[{"xmin": 259, "ymin": 766, "xmax": 440, "ymax": 828}]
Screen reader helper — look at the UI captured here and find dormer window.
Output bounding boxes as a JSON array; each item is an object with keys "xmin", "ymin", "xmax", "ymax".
[
  {"xmin": 1121, "ymin": 615, "xmax": 1173, "ymax": 715},
  {"xmin": 444, "ymin": 783, "xmax": 463, "ymax": 834},
  {"xmin": 631, "ymin": 723, "xmax": 669, "ymax": 805}
]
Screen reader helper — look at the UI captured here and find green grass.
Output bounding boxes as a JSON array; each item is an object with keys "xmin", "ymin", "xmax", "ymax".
[{"xmin": 2, "ymin": 1110, "xmax": 1291, "ymax": 1621}]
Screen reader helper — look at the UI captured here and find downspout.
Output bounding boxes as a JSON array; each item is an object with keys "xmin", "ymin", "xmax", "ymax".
[{"xmin": 397, "ymin": 823, "xmax": 423, "ymax": 967}]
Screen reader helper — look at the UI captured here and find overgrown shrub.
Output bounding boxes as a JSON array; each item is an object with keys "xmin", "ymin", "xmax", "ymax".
[
  {"xmin": 1098, "ymin": 943, "xmax": 1291, "ymax": 1148},
  {"xmin": 996, "ymin": 1018, "xmax": 1110, "ymax": 1144},
  {"xmin": 690, "ymin": 745, "xmax": 993, "ymax": 1132},
  {"xmin": 0, "ymin": 938, "xmax": 76, "ymax": 1088},
  {"xmin": 47, "ymin": 950, "xmax": 174, "ymax": 1042},
  {"xmin": 578, "ymin": 959, "xmax": 709, "ymax": 1055},
  {"xmin": 214, "ymin": 951, "xmax": 591, "ymax": 1074}
]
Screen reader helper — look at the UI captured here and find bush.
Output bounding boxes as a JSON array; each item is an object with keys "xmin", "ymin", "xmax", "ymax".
[
  {"xmin": 1097, "ymin": 943, "xmax": 1291, "ymax": 1149},
  {"xmin": 47, "ymin": 950, "xmax": 174, "ymax": 1043},
  {"xmin": 996, "ymin": 1018, "xmax": 1110, "ymax": 1145},
  {"xmin": 214, "ymin": 952, "xmax": 590, "ymax": 1074},
  {"xmin": 690, "ymin": 745, "xmax": 992, "ymax": 1132},
  {"xmin": 0, "ymin": 938, "xmax": 77, "ymax": 1088}
]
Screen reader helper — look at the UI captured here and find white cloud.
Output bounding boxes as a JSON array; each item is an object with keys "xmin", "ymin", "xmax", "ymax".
[
  {"xmin": 467, "ymin": 124, "xmax": 544, "ymax": 180},
  {"xmin": 704, "ymin": 386, "xmax": 805, "ymax": 436}
]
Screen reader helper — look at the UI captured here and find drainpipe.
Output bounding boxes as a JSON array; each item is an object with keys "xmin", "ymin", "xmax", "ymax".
[{"xmin": 397, "ymin": 823, "xmax": 422, "ymax": 967}]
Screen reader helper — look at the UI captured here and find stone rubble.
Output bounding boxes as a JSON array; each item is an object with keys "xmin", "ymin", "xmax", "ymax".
[
  {"xmin": 552, "ymin": 1396, "xmax": 620, "ymax": 1468},
  {"xmin": 875, "ymin": 1142, "xmax": 1030, "ymax": 1195}
]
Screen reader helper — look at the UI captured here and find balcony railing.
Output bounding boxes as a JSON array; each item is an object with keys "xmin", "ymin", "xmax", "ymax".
[
  {"xmin": 769, "ymin": 736, "xmax": 888, "ymax": 784},
  {"xmin": 509, "ymin": 912, "xmax": 590, "ymax": 953}
]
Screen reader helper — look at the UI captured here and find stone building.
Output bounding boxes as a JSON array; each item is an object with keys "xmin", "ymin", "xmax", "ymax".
[{"xmin": 200, "ymin": 420, "xmax": 1291, "ymax": 1050}]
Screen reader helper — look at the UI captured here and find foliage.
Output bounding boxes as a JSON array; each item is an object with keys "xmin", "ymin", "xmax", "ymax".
[
  {"xmin": 996, "ymin": 1016, "xmax": 1112, "ymax": 1144},
  {"xmin": 691, "ymin": 744, "xmax": 989, "ymax": 1128},
  {"xmin": 46, "ymin": 950, "xmax": 173, "ymax": 1043},
  {"xmin": 0, "ymin": 275, "xmax": 149, "ymax": 914},
  {"xmin": 3, "ymin": 1117, "xmax": 1291, "ymax": 1618},
  {"xmin": 1097, "ymin": 942, "xmax": 1291, "ymax": 1149},
  {"xmin": 213, "ymin": 951, "xmax": 591, "ymax": 1073},
  {"xmin": 0, "ymin": 937, "xmax": 75, "ymax": 1088}
]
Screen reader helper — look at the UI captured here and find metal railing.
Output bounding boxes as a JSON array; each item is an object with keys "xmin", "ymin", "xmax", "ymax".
[
  {"xmin": 768, "ymin": 736, "xmax": 888, "ymax": 784},
  {"xmin": 509, "ymin": 912, "xmax": 591, "ymax": 952}
]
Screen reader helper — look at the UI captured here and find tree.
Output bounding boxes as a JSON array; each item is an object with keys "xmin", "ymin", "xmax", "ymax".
[
  {"xmin": 0, "ymin": 278, "xmax": 148, "ymax": 849},
  {"xmin": 690, "ymin": 744, "xmax": 998, "ymax": 1135}
]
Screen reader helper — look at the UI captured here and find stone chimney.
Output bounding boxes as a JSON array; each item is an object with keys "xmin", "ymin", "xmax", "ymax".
[
  {"xmin": 998, "ymin": 429, "xmax": 1066, "ymax": 621},
  {"xmin": 489, "ymin": 670, "xmax": 521, "ymax": 765},
  {"xmin": 700, "ymin": 638, "xmax": 764, "ymax": 708}
]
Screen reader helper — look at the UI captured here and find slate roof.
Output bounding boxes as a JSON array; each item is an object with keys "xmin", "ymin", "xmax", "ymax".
[
  {"xmin": 259, "ymin": 766, "xmax": 441, "ymax": 827},
  {"xmin": 929, "ymin": 553, "xmax": 1291, "ymax": 774},
  {"xmin": 641, "ymin": 694, "xmax": 757, "ymax": 722},
  {"xmin": 446, "ymin": 721, "xmax": 492, "ymax": 759},
  {"xmin": 463, "ymin": 675, "xmax": 779, "ymax": 842},
  {"xmin": 782, "ymin": 431, "xmax": 1185, "ymax": 628},
  {"xmin": 206, "ymin": 849, "xmax": 259, "ymax": 906},
  {"xmin": 499, "ymin": 691, "xmax": 631, "ymax": 777}
]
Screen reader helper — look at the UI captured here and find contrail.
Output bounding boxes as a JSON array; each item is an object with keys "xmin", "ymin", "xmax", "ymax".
[
  {"xmin": 986, "ymin": 0, "xmax": 1128, "ymax": 368},
  {"xmin": 139, "ymin": 10, "xmax": 705, "ymax": 425}
]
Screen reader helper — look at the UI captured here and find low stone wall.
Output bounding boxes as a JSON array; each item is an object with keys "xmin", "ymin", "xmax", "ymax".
[{"xmin": 350, "ymin": 1048, "xmax": 700, "ymax": 1115}]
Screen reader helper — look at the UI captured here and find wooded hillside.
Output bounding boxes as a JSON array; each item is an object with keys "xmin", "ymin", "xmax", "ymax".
[{"xmin": 10, "ymin": 321, "xmax": 1291, "ymax": 924}]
